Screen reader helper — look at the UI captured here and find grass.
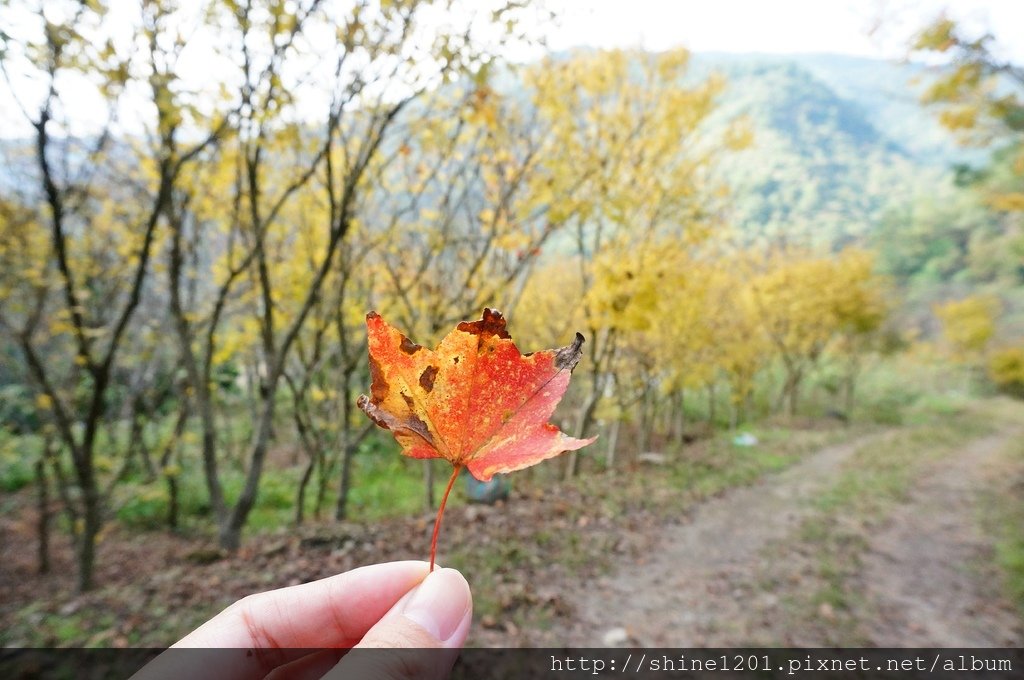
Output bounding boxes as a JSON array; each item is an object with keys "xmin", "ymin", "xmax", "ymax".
[
  {"xmin": 983, "ymin": 436, "xmax": 1024, "ymax": 619},
  {"xmin": 0, "ymin": 429, "xmax": 42, "ymax": 492},
  {"xmin": 996, "ymin": 522, "xmax": 1024, "ymax": 618},
  {"xmin": 105, "ymin": 431, "xmax": 449, "ymax": 533},
  {"xmin": 8, "ymin": 601, "xmax": 119, "ymax": 647}
]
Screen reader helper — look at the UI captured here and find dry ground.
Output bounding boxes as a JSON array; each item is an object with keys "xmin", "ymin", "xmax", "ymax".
[
  {"xmin": 2, "ymin": 401, "xmax": 1022, "ymax": 648},
  {"xmin": 560, "ymin": 421, "xmax": 1024, "ymax": 647}
]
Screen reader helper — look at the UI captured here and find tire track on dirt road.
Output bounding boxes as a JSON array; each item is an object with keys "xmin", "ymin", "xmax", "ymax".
[
  {"xmin": 566, "ymin": 427, "xmax": 1023, "ymax": 646},
  {"xmin": 859, "ymin": 430, "xmax": 1023, "ymax": 647},
  {"xmin": 565, "ymin": 432, "xmax": 889, "ymax": 646}
]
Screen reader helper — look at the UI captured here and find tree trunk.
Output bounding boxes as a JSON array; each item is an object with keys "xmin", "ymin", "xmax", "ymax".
[
  {"xmin": 706, "ymin": 383, "xmax": 717, "ymax": 427},
  {"xmin": 159, "ymin": 406, "xmax": 188, "ymax": 531},
  {"xmin": 423, "ymin": 460, "xmax": 436, "ymax": 511},
  {"xmin": 637, "ymin": 389, "xmax": 651, "ymax": 454},
  {"xmin": 672, "ymin": 390, "xmax": 686, "ymax": 448},
  {"xmin": 334, "ymin": 419, "xmax": 373, "ymax": 521},
  {"xmin": 77, "ymin": 480, "xmax": 101, "ymax": 592},
  {"xmin": 605, "ymin": 418, "xmax": 621, "ymax": 470},
  {"xmin": 564, "ymin": 452, "xmax": 579, "ymax": 480},
  {"xmin": 46, "ymin": 444, "xmax": 78, "ymax": 542},
  {"xmin": 788, "ymin": 370, "xmax": 802, "ymax": 418},
  {"xmin": 565, "ymin": 388, "xmax": 601, "ymax": 481},
  {"xmin": 218, "ymin": 391, "xmax": 277, "ymax": 551},
  {"xmin": 843, "ymin": 366, "xmax": 857, "ymax": 419},
  {"xmin": 658, "ymin": 394, "xmax": 672, "ymax": 434},
  {"xmin": 335, "ymin": 442, "xmax": 356, "ymax": 520},
  {"xmin": 198, "ymin": 397, "xmax": 228, "ymax": 531},
  {"xmin": 167, "ymin": 474, "xmax": 179, "ymax": 530},
  {"xmin": 332, "ymin": 370, "xmax": 355, "ymax": 521},
  {"xmin": 217, "ymin": 521, "xmax": 240, "ymax": 552},
  {"xmin": 296, "ymin": 456, "xmax": 316, "ymax": 525},
  {"xmin": 35, "ymin": 459, "xmax": 50, "ymax": 575},
  {"xmin": 314, "ymin": 449, "xmax": 328, "ymax": 520},
  {"xmin": 130, "ymin": 401, "xmax": 156, "ymax": 480}
]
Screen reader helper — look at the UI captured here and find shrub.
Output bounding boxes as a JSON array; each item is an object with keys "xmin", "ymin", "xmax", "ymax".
[
  {"xmin": 117, "ymin": 486, "xmax": 170, "ymax": 530},
  {"xmin": 989, "ymin": 347, "xmax": 1024, "ymax": 398}
]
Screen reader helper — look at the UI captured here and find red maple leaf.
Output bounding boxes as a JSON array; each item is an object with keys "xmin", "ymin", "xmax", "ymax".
[{"xmin": 357, "ymin": 308, "xmax": 595, "ymax": 569}]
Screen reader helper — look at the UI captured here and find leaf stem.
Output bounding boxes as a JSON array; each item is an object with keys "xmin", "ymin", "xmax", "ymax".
[{"xmin": 429, "ymin": 464, "xmax": 461, "ymax": 572}]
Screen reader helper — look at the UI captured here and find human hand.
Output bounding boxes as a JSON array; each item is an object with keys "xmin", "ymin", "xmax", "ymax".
[{"xmin": 134, "ymin": 561, "xmax": 472, "ymax": 680}]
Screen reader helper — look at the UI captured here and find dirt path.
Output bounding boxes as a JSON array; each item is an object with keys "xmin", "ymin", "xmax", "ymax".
[
  {"xmin": 859, "ymin": 432, "xmax": 1023, "ymax": 647},
  {"xmin": 564, "ymin": 429, "xmax": 1022, "ymax": 647},
  {"xmin": 565, "ymin": 433, "xmax": 885, "ymax": 646}
]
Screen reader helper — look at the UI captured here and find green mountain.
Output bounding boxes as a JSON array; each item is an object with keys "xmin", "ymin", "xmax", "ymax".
[
  {"xmin": 701, "ymin": 53, "xmax": 967, "ymax": 161},
  {"xmin": 689, "ymin": 53, "xmax": 971, "ymax": 250}
]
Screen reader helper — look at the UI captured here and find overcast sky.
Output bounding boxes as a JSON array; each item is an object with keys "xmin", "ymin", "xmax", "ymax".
[
  {"xmin": 2, "ymin": 0, "xmax": 1021, "ymax": 139},
  {"xmin": 542, "ymin": 0, "xmax": 1024, "ymax": 61}
]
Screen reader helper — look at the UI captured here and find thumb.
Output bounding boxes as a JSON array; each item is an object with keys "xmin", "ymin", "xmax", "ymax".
[{"xmin": 326, "ymin": 567, "xmax": 473, "ymax": 680}]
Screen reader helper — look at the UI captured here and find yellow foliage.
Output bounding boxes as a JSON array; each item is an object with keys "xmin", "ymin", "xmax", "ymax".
[
  {"xmin": 829, "ymin": 249, "xmax": 888, "ymax": 337},
  {"xmin": 988, "ymin": 346, "xmax": 1024, "ymax": 396},
  {"xmin": 989, "ymin": 192, "xmax": 1024, "ymax": 212},
  {"xmin": 585, "ymin": 235, "xmax": 685, "ymax": 333},
  {"xmin": 938, "ymin": 105, "xmax": 979, "ymax": 131},
  {"xmin": 913, "ymin": 17, "xmax": 957, "ymax": 53},
  {"xmin": 750, "ymin": 252, "xmax": 837, "ymax": 360},
  {"xmin": 0, "ymin": 199, "xmax": 50, "ymax": 300},
  {"xmin": 514, "ymin": 261, "xmax": 587, "ymax": 350},
  {"xmin": 750, "ymin": 247, "xmax": 886, "ymax": 360},
  {"xmin": 934, "ymin": 294, "xmax": 999, "ymax": 360}
]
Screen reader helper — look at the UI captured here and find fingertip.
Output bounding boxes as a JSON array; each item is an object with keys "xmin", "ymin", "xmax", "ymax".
[
  {"xmin": 356, "ymin": 567, "xmax": 473, "ymax": 649},
  {"xmin": 401, "ymin": 568, "xmax": 473, "ymax": 647},
  {"xmin": 326, "ymin": 569, "xmax": 472, "ymax": 679}
]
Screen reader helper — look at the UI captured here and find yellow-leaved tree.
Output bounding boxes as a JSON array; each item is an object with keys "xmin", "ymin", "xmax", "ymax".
[
  {"xmin": 748, "ymin": 247, "xmax": 887, "ymax": 417},
  {"xmin": 934, "ymin": 294, "xmax": 999, "ymax": 363},
  {"xmin": 827, "ymin": 249, "xmax": 889, "ymax": 415},
  {"xmin": 0, "ymin": 0, "xmax": 226, "ymax": 590}
]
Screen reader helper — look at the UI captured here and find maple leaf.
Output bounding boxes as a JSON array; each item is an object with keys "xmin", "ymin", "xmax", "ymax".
[{"xmin": 357, "ymin": 308, "xmax": 596, "ymax": 569}]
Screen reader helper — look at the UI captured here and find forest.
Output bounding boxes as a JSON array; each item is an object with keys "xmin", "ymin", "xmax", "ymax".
[{"xmin": 0, "ymin": 0, "xmax": 1022, "ymax": 650}]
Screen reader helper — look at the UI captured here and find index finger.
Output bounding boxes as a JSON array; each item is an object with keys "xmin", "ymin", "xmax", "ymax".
[
  {"xmin": 176, "ymin": 560, "xmax": 432, "ymax": 649},
  {"xmin": 132, "ymin": 561, "xmax": 433, "ymax": 680}
]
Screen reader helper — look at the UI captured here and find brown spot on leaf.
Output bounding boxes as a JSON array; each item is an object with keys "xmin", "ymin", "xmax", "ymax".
[
  {"xmin": 402, "ymin": 393, "xmax": 414, "ymax": 408},
  {"xmin": 399, "ymin": 336, "xmax": 423, "ymax": 355},
  {"xmin": 368, "ymin": 356, "xmax": 389, "ymax": 402},
  {"xmin": 419, "ymin": 365, "xmax": 438, "ymax": 392},
  {"xmin": 457, "ymin": 308, "xmax": 511, "ymax": 339},
  {"xmin": 406, "ymin": 413, "xmax": 434, "ymax": 444}
]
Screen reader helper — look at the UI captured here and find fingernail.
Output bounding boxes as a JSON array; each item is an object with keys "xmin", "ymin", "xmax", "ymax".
[{"xmin": 401, "ymin": 568, "xmax": 471, "ymax": 643}]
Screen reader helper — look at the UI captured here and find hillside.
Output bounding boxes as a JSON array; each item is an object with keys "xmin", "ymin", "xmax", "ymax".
[{"xmin": 692, "ymin": 53, "xmax": 966, "ymax": 249}]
